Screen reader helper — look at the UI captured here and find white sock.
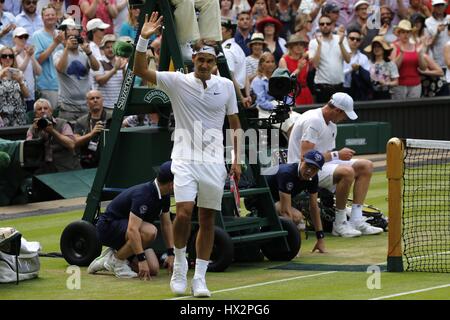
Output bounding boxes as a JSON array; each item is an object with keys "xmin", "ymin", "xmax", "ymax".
[
  {"xmin": 193, "ymin": 258, "xmax": 209, "ymax": 280},
  {"xmin": 350, "ymin": 204, "xmax": 363, "ymax": 223},
  {"xmin": 335, "ymin": 209, "xmax": 347, "ymax": 224},
  {"xmin": 174, "ymin": 247, "xmax": 187, "ymax": 264}
]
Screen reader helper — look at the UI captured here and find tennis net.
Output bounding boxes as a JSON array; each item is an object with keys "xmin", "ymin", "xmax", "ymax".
[{"xmin": 402, "ymin": 139, "xmax": 450, "ymax": 273}]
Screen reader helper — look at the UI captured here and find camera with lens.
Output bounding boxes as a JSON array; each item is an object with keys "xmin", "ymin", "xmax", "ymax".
[
  {"xmin": 76, "ymin": 35, "xmax": 84, "ymax": 44},
  {"xmin": 266, "ymin": 68, "xmax": 299, "ymax": 125},
  {"xmin": 36, "ymin": 115, "xmax": 55, "ymax": 130}
]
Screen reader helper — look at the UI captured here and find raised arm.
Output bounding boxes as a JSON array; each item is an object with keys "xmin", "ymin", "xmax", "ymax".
[{"xmin": 133, "ymin": 12, "xmax": 163, "ymax": 85}]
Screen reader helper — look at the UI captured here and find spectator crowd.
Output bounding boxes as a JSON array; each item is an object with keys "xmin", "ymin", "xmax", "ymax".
[{"xmin": 0, "ymin": 0, "xmax": 449, "ymax": 173}]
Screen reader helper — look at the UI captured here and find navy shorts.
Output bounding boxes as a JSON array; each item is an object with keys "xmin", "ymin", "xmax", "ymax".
[{"xmin": 96, "ymin": 216, "xmax": 128, "ymax": 250}]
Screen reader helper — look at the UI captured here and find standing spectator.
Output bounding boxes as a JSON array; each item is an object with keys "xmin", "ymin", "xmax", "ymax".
[
  {"xmin": 297, "ymin": 0, "xmax": 327, "ymax": 39},
  {"xmin": 425, "ymin": 0, "xmax": 449, "ymax": 96},
  {"xmin": 279, "ymin": 34, "xmax": 313, "ymax": 105},
  {"xmin": 0, "ymin": 0, "xmax": 16, "ymax": 47},
  {"xmin": 80, "ymin": 0, "xmax": 118, "ymax": 36},
  {"xmin": 269, "ymin": 0, "xmax": 298, "ymax": 38},
  {"xmin": 251, "ymin": 0, "xmax": 270, "ymax": 24},
  {"xmin": 365, "ymin": 35, "xmax": 399, "ymax": 99},
  {"xmin": 113, "ymin": 0, "xmax": 129, "ymax": 38},
  {"xmin": 245, "ymin": 32, "xmax": 266, "ymax": 83},
  {"xmin": 119, "ymin": 3, "xmax": 140, "ymax": 40},
  {"xmin": 391, "ymin": 19, "xmax": 427, "ymax": 99},
  {"xmin": 15, "ymin": 0, "xmax": 43, "ymax": 37},
  {"xmin": 49, "ymin": 0, "xmax": 69, "ymax": 26},
  {"xmin": 222, "ymin": 19, "xmax": 252, "ymax": 107},
  {"xmin": 32, "ymin": 5, "xmax": 64, "ymax": 113},
  {"xmin": 93, "ymin": 34, "xmax": 127, "ymax": 112},
  {"xmin": 221, "ymin": 0, "xmax": 238, "ymax": 24},
  {"xmin": 74, "ymin": 90, "xmax": 110, "ymax": 168},
  {"xmin": 0, "ymin": 46, "xmax": 29, "ymax": 127},
  {"xmin": 234, "ymin": 11, "xmax": 253, "ymax": 56},
  {"xmin": 410, "ymin": 12, "xmax": 429, "ymax": 47},
  {"xmin": 233, "ymin": 0, "xmax": 251, "ymax": 15},
  {"xmin": 86, "ymin": 18, "xmax": 110, "ymax": 61},
  {"xmin": 3, "ymin": 0, "xmax": 22, "ymax": 16},
  {"xmin": 321, "ymin": 2, "xmax": 342, "ymax": 31},
  {"xmin": 256, "ymin": 16, "xmax": 287, "ymax": 64},
  {"xmin": 328, "ymin": 0, "xmax": 358, "ymax": 27},
  {"xmin": 26, "ymin": 98, "xmax": 81, "ymax": 174},
  {"xmin": 293, "ymin": 14, "xmax": 313, "ymax": 42},
  {"xmin": 308, "ymin": 15, "xmax": 351, "ymax": 103},
  {"xmin": 350, "ymin": 0, "xmax": 379, "ymax": 51},
  {"xmin": 54, "ymin": 20, "xmax": 100, "ymax": 121},
  {"xmin": 343, "ymin": 28, "xmax": 372, "ymax": 100},
  {"xmin": 13, "ymin": 27, "xmax": 42, "ymax": 112},
  {"xmin": 445, "ymin": 24, "xmax": 450, "ymax": 89},
  {"xmin": 378, "ymin": 6, "xmax": 397, "ymax": 43},
  {"xmin": 407, "ymin": 0, "xmax": 432, "ymax": 18}
]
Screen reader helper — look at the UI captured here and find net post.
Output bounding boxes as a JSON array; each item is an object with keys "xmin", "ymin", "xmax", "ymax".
[{"xmin": 386, "ymin": 138, "xmax": 404, "ymax": 272}]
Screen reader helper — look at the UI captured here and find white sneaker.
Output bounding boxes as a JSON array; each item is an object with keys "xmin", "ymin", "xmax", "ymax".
[
  {"xmin": 104, "ymin": 254, "xmax": 138, "ymax": 278},
  {"xmin": 351, "ymin": 219, "xmax": 384, "ymax": 235},
  {"xmin": 191, "ymin": 277, "xmax": 211, "ymax": 298},
  {"xmin": 87, "ymin": 247, "xmax": 114, "ymax": 274},
  {"xmin": 332, "ymin": 221, "xmax": 362, "ymax": 238},
  {"xmin": 170, "ymin": 260, "xmax": 188, "ymax": 295}
]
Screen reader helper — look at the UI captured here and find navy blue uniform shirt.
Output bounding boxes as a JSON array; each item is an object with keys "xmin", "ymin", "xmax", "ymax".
[
  {"xmin": 267, "ymin": 163, "xmax": 319, "ymax": 202},
  {"xmin": 103, "ymin": 180, "xmax": 170, "ymax": 223}
]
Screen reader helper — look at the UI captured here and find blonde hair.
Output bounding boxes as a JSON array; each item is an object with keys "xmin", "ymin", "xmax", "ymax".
[
  {"xmin": 295, "ymin": 14, "xmax": 311, "ymax": 33},
  {"xmin": 256, "ymin": 52, "xmax": 275, "ymax": 77},
  {"xmin": 0, "ymin": 47, "xmax": 17, "ymax": 68}
]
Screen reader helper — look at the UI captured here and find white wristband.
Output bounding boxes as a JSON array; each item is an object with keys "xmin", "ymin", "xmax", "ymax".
[
  {"xmin": 136, "ymin": 36, "xmax": 150, "ymax": 53},
  {"xmin": 331, "ymin": 151, "xmax": 339, "ymax": 161}
]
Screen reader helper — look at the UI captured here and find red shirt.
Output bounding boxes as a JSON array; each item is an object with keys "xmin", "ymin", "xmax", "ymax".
[
  {"xmin": 283, "ymin": 54, "xmax": 313, "ymax": 105},
  {"xmin": 394, "ymin": 43, "xmax": 421, "ymax": 86},
  {"xmin": 80, "ymin": 0, "xmax": 116, "ymax": 35}
]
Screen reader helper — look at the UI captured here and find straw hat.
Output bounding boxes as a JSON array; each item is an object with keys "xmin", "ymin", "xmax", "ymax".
[
  {"xmin": 285, "ymin": 34, "xmax": 309, "ymax": 47},
  {"xmin": 394, "ymin": 20, "xmax": 412, "ymax": 32},
  {"xmin": 364, "ymin": 35, "xmax": 393, "ymax": 53},
  {"xmin": 247, "ymin": 32, "xmax": 267, "ymax": 47}
]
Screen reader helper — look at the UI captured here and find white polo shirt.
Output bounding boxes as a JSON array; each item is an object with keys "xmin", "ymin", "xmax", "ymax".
[
  {"xmin": 222, "ymin": 38, "xmax": 247, "ymax": 89},
  {"xmin": 287, "ymin": 108, "xmax": 336, "ymax": 163},
  {"xmin": 156, "ymin": 71, "xmax": 238, "ymax": 164}
]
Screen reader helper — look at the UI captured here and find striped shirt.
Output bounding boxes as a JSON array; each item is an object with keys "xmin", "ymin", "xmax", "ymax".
[{"xmin": 93, "ymin": 58, "xmax": 125, "ymax": 109}]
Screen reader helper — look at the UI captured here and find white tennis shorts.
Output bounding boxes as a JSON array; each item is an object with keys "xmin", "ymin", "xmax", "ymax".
[
  {"xmin": 171, "ymin": 160, "xmax": 227, "ymax": 211},
  {"xmin": 318, "ymin": 159, "xmax": 357, "ymax": 192}
]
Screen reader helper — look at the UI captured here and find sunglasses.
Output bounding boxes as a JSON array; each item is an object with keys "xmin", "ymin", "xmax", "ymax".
[
  {"xmin": 16, "ymin": 35, "xmax": 29, "ymax": 40},
  {"xmin": 1, "ymin": 54, "xmax": 14, "ymax": 59},
  {"xmin": 24, "ymin": 1, "xmax": 38, "ymax": 5},
  {"xmin": 319, "ymin": 22, "xmax": 332, "ymax": 26},
  {"xmin": 349, "ymin": 36, "xmax": 361, "ymax": 41}
]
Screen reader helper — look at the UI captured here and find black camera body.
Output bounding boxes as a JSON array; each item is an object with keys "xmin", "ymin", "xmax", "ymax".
[
  {"xmin": 268, "ymin": 69, "xmax": 298, "ymax": 101},
  {"xmin": 37, "ymin": 115, "xmax": 55, "ymax": 130},
  {"xmin": 76, "ymin": 35, "xmax": 84, "ymax": 44}
]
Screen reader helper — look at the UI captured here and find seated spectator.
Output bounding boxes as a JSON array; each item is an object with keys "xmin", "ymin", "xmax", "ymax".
[
  {"xmin": 343, "ymin": 28, "xmax": 372, "ymax": 101},
  {"xmin": 93, "ymin": 34, "xmax": 127, "ymax": 114},
  {"xmin": 13, "ymin": 27, "xmax": 42, "ymax": 112},
  {"xmin": 391, "ymin": 20, "xmax": 427, "ymax": 99},
  {"xmin": 26, "ymin": 98, "xmax": 81, "ymax": 174},
  {"xmin": 279, "ymin": 34, "xmax": 313, "ymax": 106},
  {"xmin": 256, "ymin": 16, "xmax": 287, "ymax": 64},
  {"xmin": 54, "ymin": 21, "xmax": 100, "ymax": 122},
  {"xmin": 74, "ymin": 90, "xmax": 111, "ymax": 169},
  {"xmin": 365, "ymin": 35, "xmax": 399, "ymax": 99},
  {"xmin": 251, "ymin": 52, "xmax": 300, "ymax": 136},
  {"xmin": 0, "ymin": 46, "xmax": 29, "ymax": 127},
  {"xmin": 266, "ymin": 150, "xmax": 326, "ymax": 253},
  {"xmin": 245, "ymin": 32, "xmax": 267, "ymax": 83}
]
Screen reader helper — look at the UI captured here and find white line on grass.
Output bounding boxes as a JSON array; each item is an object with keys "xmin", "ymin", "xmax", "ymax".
[
  {"xmin": 167, "ymin": 271, "xmax": 338, "ymax": 300},
  {"xmin": 370, "ymin": 283, "xmax": 450, "ymax": 300}
]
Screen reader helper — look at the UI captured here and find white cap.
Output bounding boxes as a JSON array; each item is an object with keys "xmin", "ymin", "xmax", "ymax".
[
  {"xmin": 86, "ymin": 18, "xmax": 110, "ymax": 32},
  {"xmin": 354, "ymin": 0, "xmax": 370, "ymax": 9},
  {"xmin": 330, "ymin": 92, "xmax": 357, "ymax": 120},
  {"xmin": 431, "ymin": 0, "xmax": 447, "ymax": 5},
  {"xmin": 13, "ymin": 27, "xmax": 29, "ymax": 38},
  {"xmin": 194, "ymin": 45, "xmax": 217, "ymax": 57},
  {"xmin": 59, "ymin": 18, "xmax": 81, "ymax": 29}
]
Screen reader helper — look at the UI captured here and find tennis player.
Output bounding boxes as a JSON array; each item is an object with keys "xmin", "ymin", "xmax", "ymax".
[{"xmin": 133, "ymin": 12, "xmax": 242, "ymax": 298}]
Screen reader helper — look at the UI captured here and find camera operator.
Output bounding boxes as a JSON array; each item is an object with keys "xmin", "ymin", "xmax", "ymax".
[
  {"xmin": 74, "ymin": 90, "xmax": 111, "ymax": 169},
  {"xmin": 250, "ymin": 52, "xmax": 300, "ymax": 137},
  {"xmin": 26, "ymin": 98, "xmax": 81, "ymax": 174},
  {"xmin": 54, "ymin": 18, "xmax": 100, "ymax": 122}
]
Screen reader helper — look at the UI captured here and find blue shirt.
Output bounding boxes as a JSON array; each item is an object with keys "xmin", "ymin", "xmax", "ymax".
[
  {"xmin": 103, "ymin": 180, "xmax": 170, "ymax": 223},
  {"xmin": 32, "ymin": 29, "xmax": 63, "ymax": 91},
  {"xmin": 251, "ymin": 75, "xmax": 276, "ymax": 111},
  {"xmin": 0, "ymin": 11, "xmax": 16, "ymax": 47},
  {"xmin": 119, "ymin": 22, "xmax": 137, "ymax": 40},
  {"xmin": 234, "ymin": 30, "xmax": 252, "ymax": 56},
  {"xmin": 267, "ymin": 163, "xmax": 318, "ymax": 202},
  {"xmin": 3, "ymin": 0, "xmax": 22, "ymax": 16},
  {"xmin": 15, "ymin": 12, "xmax": 43, "ymax": 38}
]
